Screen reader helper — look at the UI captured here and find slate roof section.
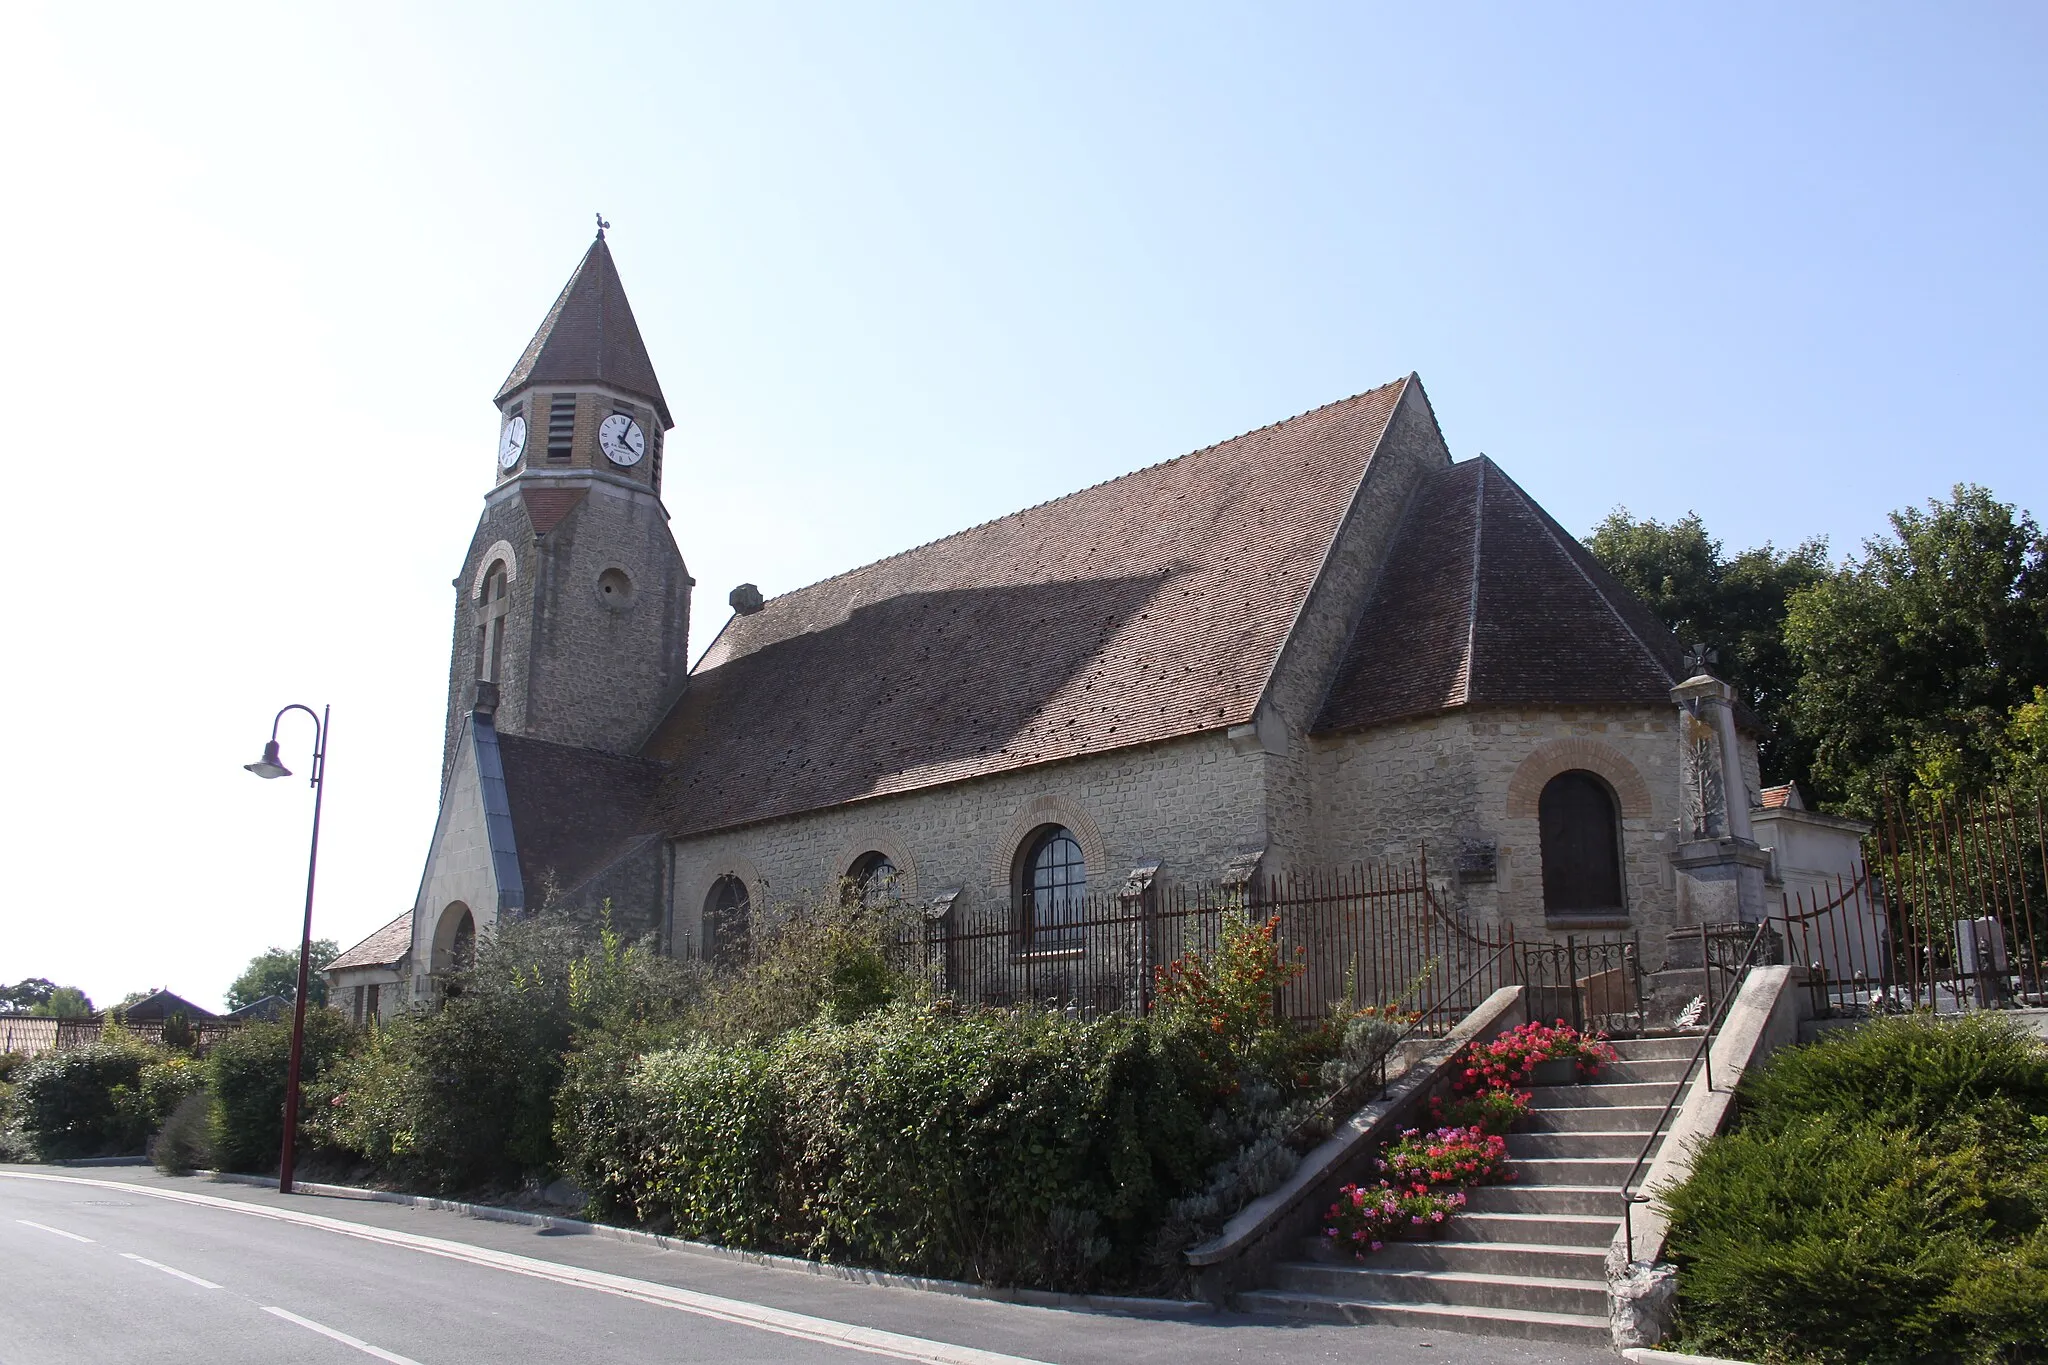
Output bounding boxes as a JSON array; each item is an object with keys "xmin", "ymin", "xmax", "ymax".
[
  {"xmin": 327, "ymin": 910, "xmax": 414, "ymax": 971},
  {"xmin": 496, "ymin": 235, "xmax": 672, "ymax": 428},
  {"xmin": 1314, "ymin": 456, "xmax": 1687, "ymax": 733},
  {"xmin": 641, "ymin": 379, "xmax": 1412, "ymax": 837},
  {"xmin": 498, "ymin": 732, "xmax": 666, "ymax": 898},
  {"xmin": 116, "ymin": 989, "xmax": 217, "ymax": 1023}
]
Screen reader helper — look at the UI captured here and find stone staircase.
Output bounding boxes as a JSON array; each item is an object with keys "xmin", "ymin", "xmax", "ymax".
[{"xmin": 1236, "ymin": 1035, "xmax": 1696, "ymax": 1344}]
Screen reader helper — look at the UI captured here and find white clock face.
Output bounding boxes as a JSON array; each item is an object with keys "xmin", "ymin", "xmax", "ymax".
[
  {"xmin": 598, "ymin": 413, "xmax": 646, "ymax": 466},
  {"xmin": 497, "ymin": 414, "xmax": 527, "ymax": 470}
]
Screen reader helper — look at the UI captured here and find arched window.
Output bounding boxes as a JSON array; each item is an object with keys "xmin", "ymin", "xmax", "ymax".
[
  {"xmin": 1021, "ymin": 826, "xmax": 1087, "ymax": 944},
  {"xmin": 1539, "ymin": 771, "xmax": 1625, "ymax": 917},
  {"xmin": 847, "ymin": 852, "xmax": 899, "ymax": 908},
  {"xmin": 476, "ymin": 560, "xmax": 511, "ymax": 683},
  {"xmin": 704, "ymin": 875, "xmax": 751, "ymax": 967}
]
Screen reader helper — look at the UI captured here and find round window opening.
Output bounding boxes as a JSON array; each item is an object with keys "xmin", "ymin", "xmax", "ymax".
[{"xmin": 596, "ymin": 567, "xmax": 635, "ymax": 609}]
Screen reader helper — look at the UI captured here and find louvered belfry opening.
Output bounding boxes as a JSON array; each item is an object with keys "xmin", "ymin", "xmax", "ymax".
[
  {"xmin": 1538, "ymin": 770, "xmax": 1626, "ymax": 916},
  {"xmin": 547, "ymin": 394, "xmax": 576, "ymax": 461}
]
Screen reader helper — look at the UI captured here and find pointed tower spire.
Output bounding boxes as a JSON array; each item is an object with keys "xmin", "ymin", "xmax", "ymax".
[{"xmin": 496, "ymin": 231, "xmax": 670, "ymax": 427}]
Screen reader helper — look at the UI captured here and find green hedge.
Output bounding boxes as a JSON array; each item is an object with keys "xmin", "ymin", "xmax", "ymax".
[
  {"xmin": 1664, "ymin": 1013, "xmax": 2048, "ymax": 1365},
  {"xmin": 208, "ymin": 1011, "xmax": 353, "ymax": 1174},
  {"xmin": 10, "ymin": 1037, "xmax": 204, "ymax": 1161},
  {"xmin": 557, "ymin": 1004, "xmax": 1223, "ymax": 1289}
]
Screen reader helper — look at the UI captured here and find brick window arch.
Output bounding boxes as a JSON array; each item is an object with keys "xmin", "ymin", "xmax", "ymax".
[{"xmin": 1538, "ymin": 770, "xmax": 1626, "ymax": 917}]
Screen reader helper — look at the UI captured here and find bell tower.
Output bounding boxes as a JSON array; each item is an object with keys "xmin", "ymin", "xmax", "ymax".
[{"xmin": 441, "ymin": 227, "xmax": 695, "ymax": 779}]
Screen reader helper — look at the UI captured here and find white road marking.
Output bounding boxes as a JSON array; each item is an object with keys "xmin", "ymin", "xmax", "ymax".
[
  {"xmin": 2, "ymin": 1173, "xmax": 1049, "ymax": 1365},
  {"xmin": 15, "ymin": 1218, "xmax": 94, "ymax": 1243},
  {"xmin": 264, "ymin": 1306, "xmax": 425, "ymax": 1364},
  {"xmin": 121, "ymin": 1251, "xmax": 222, "ymax": 1289}
]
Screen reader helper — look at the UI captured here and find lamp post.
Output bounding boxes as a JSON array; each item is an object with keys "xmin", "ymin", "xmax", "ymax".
[{"xmin": 243, "ymin": 703, "xmax": 329, "ymax": 1195}]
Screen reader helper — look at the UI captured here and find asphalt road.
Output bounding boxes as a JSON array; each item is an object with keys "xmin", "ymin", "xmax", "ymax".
[{"xmin": 0, "ymin": 1167, "xmax": 1616, "ymax": 1365}]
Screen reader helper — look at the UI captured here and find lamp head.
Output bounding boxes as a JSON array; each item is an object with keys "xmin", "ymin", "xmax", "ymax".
[{"xmin": 244, "ymin": 740, "xmax": 291, "ymax": 780}]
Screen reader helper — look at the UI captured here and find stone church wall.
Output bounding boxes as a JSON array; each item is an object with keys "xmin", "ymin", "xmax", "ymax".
[
  {"xmin": 1304, "ymin": 705, "xmax": 1689, "ymax": 960},
  {"xmin": 666, "ymin": 731, "xmax": 1268, "ymax": 958},
  {"xmin": 1251, "ymin": 381, "xmax": 1453, "ymax": 871}
]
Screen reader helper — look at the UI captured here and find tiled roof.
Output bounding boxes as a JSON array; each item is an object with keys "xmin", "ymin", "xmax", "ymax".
[
  {"xmin": 499, "ymin": 733, "xmax": 666, "ymax": 897},
  {"xmin": 642, "ymin": 379, "xmax": 1413, "ymax": 837},
  {"xmin": 496, "ymin": 235, "xmax": 671, "ymax": 428},
  {"xmin": 522, "ymin": 486, "xmax": 587, "ymax": 535},
  {"xmin": 1314, "ymin": 456, "xmax": 1686, "ymax": 732},
  {"xmin": 1758, "ymin": 782, "xmax": 1801, "ymax": 809},
  {"xmin": 327, "ymin": 910, "xmax": 414, "ymax": 971}
]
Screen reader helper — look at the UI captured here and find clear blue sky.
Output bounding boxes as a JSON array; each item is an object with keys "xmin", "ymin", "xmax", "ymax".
[{"xmin": 3, "ymin": 1, "xmax": 2043, "ymax": 1009}]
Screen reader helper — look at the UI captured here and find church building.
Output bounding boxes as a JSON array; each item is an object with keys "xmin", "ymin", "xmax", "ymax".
[{"xmin": 389, "ymin": 231, "xmax": 1769, "ymax": 1005}]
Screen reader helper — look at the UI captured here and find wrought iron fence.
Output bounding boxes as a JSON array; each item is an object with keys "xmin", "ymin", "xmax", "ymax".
[
  {"xmin": 1771, "ymin": 787, "xmax": 2048, "ymax": 1018},
  {"xmin": 0, "ymin": 1016, "xmax": 243, "ymax": 1056},
  {"xmin": 890, "ymin": 853, "xmax": 1636, "ymax": 1037}
]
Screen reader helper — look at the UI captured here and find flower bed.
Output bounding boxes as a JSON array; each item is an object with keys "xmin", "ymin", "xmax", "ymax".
[
  {"xmin": 1455, "ymin": 1020, "xmax": 1618, "ymax": 1093},
  {"xmin": 1324, "ymin": 1018, "xmax": 1615, "ymax": 1260}
]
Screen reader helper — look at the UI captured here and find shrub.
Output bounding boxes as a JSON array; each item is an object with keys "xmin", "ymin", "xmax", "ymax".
[
  {"xmin": 152, "ymin": 1091, "xmax": 213, "ymax": 1174},
  {"xmin": 317, "ymin": 913, "xmax": 702, "ymax": 1193},
  {"xmin": 12, "ymin": 1036, "xmax": 203, "ymax": 1160},
  {"xmin": 558, "ymin": 1002, "xmax": 1221, "ymax": 1290},
  {"xmin": 208, "ymin": 1010, "xmax": 353, "ymax": 1174},
  {"xmin": 691, "ymin": 896, "xmax": 914, "ymax": 1045},
  {"xmin": 1738, "ymin": 1012, "xmax": 2048, "ymax": 1140},
  {"xmin": 1663, "ymin": 1013, "xmax": 2048, "ymax": 1365},
  {"xmin": 1153, "ymin": 911, "xmax": 1305, "ymax": 1071}
]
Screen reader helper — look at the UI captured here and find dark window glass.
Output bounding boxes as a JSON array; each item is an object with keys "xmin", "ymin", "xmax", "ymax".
[
  {"xmin": 849, "ymin": 852, "xmax": 898, "ymax": 907},
  {"xmin": 705, "ymin": 875, "xmax": 751, "ymax": 967},
  {"xmin": 1539, "ymin": 771, "xmax": 1625, "ymax": 915},
  {"xmin": 1023, "ymin": 827, "xmax": 1086, "ymax": 943}
]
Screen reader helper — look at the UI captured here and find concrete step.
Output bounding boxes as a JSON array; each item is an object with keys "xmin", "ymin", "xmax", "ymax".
[
  {"xmin": 1231, "ymin": 1289, "xmax": 1611, "ymax": 1345},
  {"xmin": 1267, "ymin": 1260, "xmax": 1609, "ymax": 1317},
  {"xmin": 1464, "ymin": 1184, "xmax": 1626, "ymax": 1217},
  {"xmin": 1447, "ymin": 1212, "xmax": 1620, "ymax": 1248},
  {"xmin": 1508, "ymin": 1129, "xmax": 1664, "ymax": 1160},
  {"xmin": 1524, "ymin": 1103, "xmax": 1669, "ymax": 1134},
  {"xmin": 1594, "ymin": 1057, "xmax": 1694, "ymax": 1084},
  {"xmin": 1510, "ymin": 1155, "xmax": 1639, "ymax": 1186},
  {"xmin": 1531, "ymin": 1080, "xmax": 1687, "ymax": 1108},
  {"xmin": 1370, "ymin": 1239, "xmax": 1610, "ymax": 1280},
  {"xmin": 1302, "ymin": 1211, "xmax": 1619, "ymax": 1255},
  {"xmin": 1605, "ymin": 1036, "xmax": 1703, "ymax": 1061}
]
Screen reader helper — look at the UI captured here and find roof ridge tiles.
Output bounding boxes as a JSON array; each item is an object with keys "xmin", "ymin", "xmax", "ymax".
[{"xmin": 743, "ymin": 377, "xmax": 1414, "ymax": 611}]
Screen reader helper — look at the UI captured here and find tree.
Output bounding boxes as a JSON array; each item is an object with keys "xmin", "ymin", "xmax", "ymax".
[
  {"xmin": 1783, "ymin": 485, "xmax": 2048, "ymax": 812},
  {"xmin": 29, "ymin": 986, "xmax": 94, "ymax": 1018},
  {"xmin": 1585, "ymin": 510, "xmax": 1829, "ymax": 786},
  {"xmin": 1, "ymin": 978, "xmax": 57, "ymax": 1013},
  {"xmin": 225, "ymin": 941, "xmax": 339, "ymax": 1012}
]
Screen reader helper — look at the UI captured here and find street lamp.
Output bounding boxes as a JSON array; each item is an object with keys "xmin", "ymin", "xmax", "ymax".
[{"xmin": 243, "ymin": 703, "xmax": 329, "ymax": 1195}]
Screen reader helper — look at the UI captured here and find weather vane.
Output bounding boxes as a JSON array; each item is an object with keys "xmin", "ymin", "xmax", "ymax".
[{"xmin": 595, "ymin": 212, "xmax": 610, "ymax": 239}]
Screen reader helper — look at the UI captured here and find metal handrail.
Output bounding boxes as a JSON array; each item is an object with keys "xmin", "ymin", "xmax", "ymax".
[{"xmin": 1618, "ymin": 921, "xmax": 1772, "ymax": 1264}]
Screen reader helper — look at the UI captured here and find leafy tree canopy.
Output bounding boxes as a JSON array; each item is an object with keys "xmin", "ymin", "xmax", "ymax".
[
  {"xmin": 3, "ymin": 979, "xmax": 93, "ymax": 1017},
  {"xmin": 225, "ymin": 941, "xmax": 339, "ymax": 1012},
  {"xmin": 1783, "ymin": 484, "xmax": 2048, "ymax": 812},
  {"xmin": 1585, "ymin": 509, "xmax": 1829, "ymax": 786},
  {"xmin": 35, "ymin": 987, "xmax": 94, "ymax": 1018}
]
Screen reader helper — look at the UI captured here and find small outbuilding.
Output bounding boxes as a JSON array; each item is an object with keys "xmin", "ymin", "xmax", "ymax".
[{"xmin": 324, "ymin": 911, "xmax": 414, "ymax": 1024}]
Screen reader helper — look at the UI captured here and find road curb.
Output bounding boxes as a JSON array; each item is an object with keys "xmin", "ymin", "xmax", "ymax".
[{"xmin": 200, "ymin": 1171, "xmax": 1214, "ymax": 1320}]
